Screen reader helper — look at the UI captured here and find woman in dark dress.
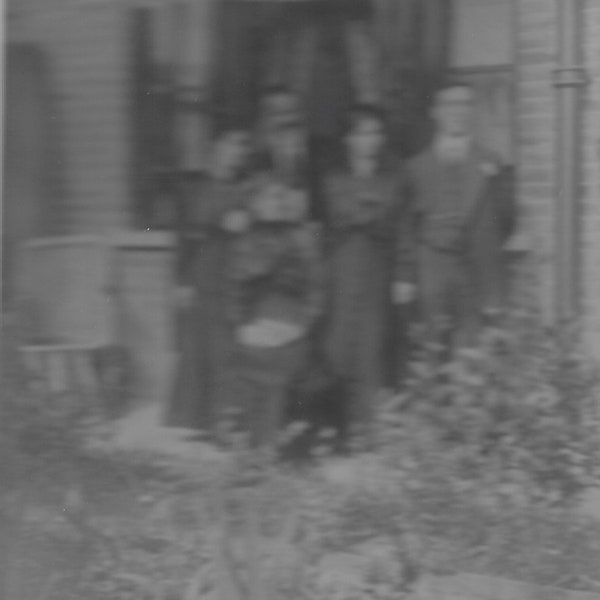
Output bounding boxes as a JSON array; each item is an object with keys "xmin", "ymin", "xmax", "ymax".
[
  {"xmin": 165, "ymin": 128, "xmax": 254, "ymax": 432},
  {"xmin": 323, "ymin": 105, "xmax": 398, "ymax": 434}
]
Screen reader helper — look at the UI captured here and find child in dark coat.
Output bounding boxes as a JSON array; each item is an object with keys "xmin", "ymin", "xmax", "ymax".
[{"xmin": 226, "ymin": 154, "xmax": 324, "ymax": 450}]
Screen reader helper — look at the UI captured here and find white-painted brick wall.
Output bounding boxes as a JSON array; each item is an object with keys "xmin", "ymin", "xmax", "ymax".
[
  {"xmin": 8, "ymin": 0, "xmax": 132, "ymax": 235},
  {"xmin": 516, "ymin": 0, "xmax": 600, "ymax": 355},
  {"xmin": 514, "ymin": 0, "xmax": 558, "ymax": 323},
  {"xmin": 581, "ymin": 0, "xmax": 600, "ymax": 355}
]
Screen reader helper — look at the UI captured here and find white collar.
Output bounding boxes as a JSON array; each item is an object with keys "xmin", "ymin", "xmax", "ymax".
[{"xmin": 434, "ymin": 135, "xmax": 472, "ymax": 163}]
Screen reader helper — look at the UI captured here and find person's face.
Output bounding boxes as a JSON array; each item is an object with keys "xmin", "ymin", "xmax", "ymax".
[
  {"xmin": 216, "ymin": 131, "xmax": 250, "ymax": 177},
  {"xmin": 432, "ymin": 86, "xmax": 475, "ymax": 137},
  {"xmin": 347, "ymin": 117, "xmax": 385, "ymax": 162},
  {"xmin": 272, "ymin": 126, "xmax": 306, "ymax": 165},
  {"xmin": 263, "ymin": 92, "xmax": 301, "ymax": 128}
]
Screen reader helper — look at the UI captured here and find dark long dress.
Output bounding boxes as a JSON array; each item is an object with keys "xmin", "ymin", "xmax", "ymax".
[
  {"xmin": 324, "ymin": 172, "xmax": 398, "ymax": 426},
  {"xmin": 165, "ymin": 177, "xmax": 252, "ymax": 430}
]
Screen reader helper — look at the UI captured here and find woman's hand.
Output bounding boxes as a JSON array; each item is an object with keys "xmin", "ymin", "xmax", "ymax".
[
  {"xmin": 392, "ymin": 282, "xmax": 417, "ymax": 305},
  {"xmin": 222, "ymin": 209, "xmax": 251, "ymax": 233}
]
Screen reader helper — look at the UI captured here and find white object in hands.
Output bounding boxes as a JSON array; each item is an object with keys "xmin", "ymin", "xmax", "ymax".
[
  {"xmin": 252, "ymin": 182, "xmax": 286, "ymax": 222},
  {"xmin": 392, "ymin": 282, "xmax": 417, "ymax": 305},
  {"xmin": 238, "ymin": 319, "xmax": 302, "ymax": 348},
  {"xmin": 222, "ymin": 209, "xmax": 250, "ymax": 233}
]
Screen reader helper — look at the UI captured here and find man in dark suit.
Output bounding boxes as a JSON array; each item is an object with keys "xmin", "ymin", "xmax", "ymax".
[
  {"xmin": 256, "ymin": 85, "xmax": 337, "ymax": 226},
  {"xmin": 393, "ymin": 81, "xmax": 515, "ymax": 351}
]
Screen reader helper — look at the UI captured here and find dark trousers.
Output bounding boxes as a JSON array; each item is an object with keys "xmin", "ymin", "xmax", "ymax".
[
  {"xmin": 419, "ymin": 249, "xmax": 482, "ymax": 352},
  {"xmin": 228, "ymin": 338, "xmax": 308, "ymax": 449},
  {"xmin": 307, "ymin": 135, "xmax": 341, "ymax": 224}
]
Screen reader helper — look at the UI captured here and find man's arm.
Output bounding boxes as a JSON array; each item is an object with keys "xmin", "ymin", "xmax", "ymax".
[
  {"xmin": 495, "ymin": 165, "xmax": 517, "ymax": 244},
  {"xmin": 392, "ymin": 165, "xmax": 418, "ymax": 304},
  {"xmin": 298, "ymin": 222, "xmax": 326, "ymax": 332},
  {"xmin": 471, "ymin": 160, "xmax": 513, "ymax": 310}
]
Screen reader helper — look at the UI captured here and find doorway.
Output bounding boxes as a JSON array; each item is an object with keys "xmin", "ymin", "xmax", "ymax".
[{"xmin": 211, "ymin": 0, "xmax": 372, "ymax": 134}]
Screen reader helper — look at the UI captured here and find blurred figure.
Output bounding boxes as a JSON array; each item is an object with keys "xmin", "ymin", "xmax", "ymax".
[
  {"xmin": 166, "ymin": 127, "xmax": 254, "ymax": 432},
  {"xmin": 323, "ymin": 105, "xmax": 398, "ymax": 435},
  {"xmin": 225, "ymin": 145, "xmax": 324, "ymax": 450},
  {"xmin": 394, "ymin": 81, "xmax": 515, "ymax": 352},
  {"xmin": 256, "ymin": 86, "xmax": 304, "ymax": 164},
  {"xmin": 256, "ymin": 86, "xmax": 328, "ymax": 223},
  {"xmin": 262, "ymin": 117, "xmax": 309, "ymax": 191}
]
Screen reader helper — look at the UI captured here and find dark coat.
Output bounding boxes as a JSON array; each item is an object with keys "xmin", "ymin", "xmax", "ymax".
[
  {"xmin": 396, "ymin": 145, "xmax": 515, "ymax": 343},
  {"xmin": 224, "ymin": 212, "xmax": 325, "ymax": 444},
  {"xmin": 227, "ymin": 220, "xmax": 324, "ymax": 335},
  {"xmin": 166, "ymin": 177, "xmax": 254, "ymax": 430},
  {"xmin": 323, "ymin": 172, "xmax": 398, "ymax": 421}
]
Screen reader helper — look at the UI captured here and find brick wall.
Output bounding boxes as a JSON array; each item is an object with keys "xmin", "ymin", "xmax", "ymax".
[
  {"xmin": 516, "ymin": 0, "xmax": 600, "ymax": 354},
  {"xmin": 581, "ymin": 1, "xmax": 600, "ymax": 355},
  {"xmin": 514, "ymin": 0, "xmax": 558, "ymax": 322}
]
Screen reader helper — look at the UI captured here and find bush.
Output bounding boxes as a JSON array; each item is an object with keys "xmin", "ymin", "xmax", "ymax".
[
  {"xmin": 376, "ymin": 312, "xmax": 600, "ymax": 508},
  {"xmin": 2, "ymin": 311, "xmax": 600, "ymax": 599},
  {"xmin": 306, "ymin": 311, "xmax": 600, "ymax": 590},
  {"xmin": 198, "ymin": 311, "xmax": 600, "ymax": 597}
]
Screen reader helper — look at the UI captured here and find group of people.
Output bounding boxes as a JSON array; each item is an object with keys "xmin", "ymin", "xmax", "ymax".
[{"xmin": 166, "ymin": 81, "xmax": 515, "ymax": 449}]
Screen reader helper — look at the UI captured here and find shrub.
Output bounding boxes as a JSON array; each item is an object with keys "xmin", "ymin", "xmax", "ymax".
[
  {"xmin": 375, "ymin": 312, "xmax": 600, "ymax": 509},
  {"xmin": 292, "ymin": 312, "xmax": 600, "ymax": 593},
  {"xmin": 2, "ymin": 311, "xmax": 600, "ymax": 599}
]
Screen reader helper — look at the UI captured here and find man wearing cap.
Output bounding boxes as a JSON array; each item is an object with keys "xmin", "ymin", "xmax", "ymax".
[
  {"xmin": 257, "ymin": 86, "xmax": 329, "ymax": 223},
  {"xmin": 393, "ymin": 81, "xmax": 515, "ymax": 351}
]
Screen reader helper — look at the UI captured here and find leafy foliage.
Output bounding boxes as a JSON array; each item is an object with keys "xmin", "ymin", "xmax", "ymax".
[
  {"xmin": 1, "ymin": 312, "xmax": 600, "ymax": 599},
  {"xmin": 313, "ymin": 311, "xmax": 600, "ymax": 590},
  {"xmin": 379, "ymin": 312, "xmax": 600, "ymax": 508}
]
